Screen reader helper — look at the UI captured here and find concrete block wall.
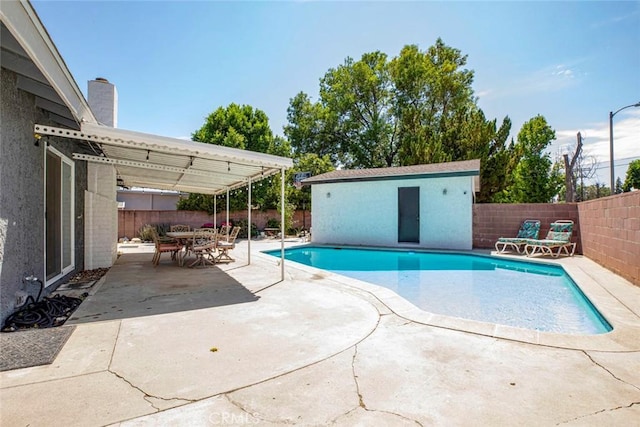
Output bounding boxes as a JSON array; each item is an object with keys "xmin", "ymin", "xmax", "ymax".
[
  {"xmin": 118, "ymin": 209, "xmax": 312, "ymax": 239},
  {"xmin": 473, "ymin": 203, "xmax": 581, "ymax": 253},
  {"xmin": 578, "ymin": 192, "xmax": 639, "ymax": 286},
  {"xmin": 85, "ymin": 163, "xmax": 117, "ymax": 268}
]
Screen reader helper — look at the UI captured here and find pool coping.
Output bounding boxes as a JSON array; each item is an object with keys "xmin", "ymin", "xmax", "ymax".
[{"xmin": 258, "ymin": 243, "xmax": 640, "ymax": 352}]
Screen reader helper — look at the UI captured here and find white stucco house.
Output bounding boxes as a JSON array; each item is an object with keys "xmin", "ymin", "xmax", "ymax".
[{"xmin": 304, "ymin": 159, "xmax": 481, "ymax": 250}]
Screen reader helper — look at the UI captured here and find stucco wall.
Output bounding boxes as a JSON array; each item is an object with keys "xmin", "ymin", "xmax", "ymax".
[
  {"xmin": 0, "ymin": 69, "xmax": 47, "ymax": 324},
  {"xmin": 0, "ymin": 69, "xmax": 94, "ymax": 325},
  {"xmin": 310, "ymin": 176, "xmax": 474, "ymax": 250}
]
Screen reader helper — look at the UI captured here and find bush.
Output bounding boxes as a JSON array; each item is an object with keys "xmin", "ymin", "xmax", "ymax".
[
  {"xmin": 266, "ymin": 217, "xmax": 279, "ymax": 229},
  {"xmin": 138, "ymin": 224, "xmax": 154, "ymax": 242},
  {"xmin": 234, "ymin": 218, "xmax": 258, "ymax": 238},
  {"xmin": 137, "ymin": 223, "xmax": 171, "ymax": 242}
]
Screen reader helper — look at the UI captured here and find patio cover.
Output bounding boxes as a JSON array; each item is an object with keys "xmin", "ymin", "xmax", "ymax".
[{"xmin": 34, "ymin": 123, "xmax": 293, "ymax": 195}]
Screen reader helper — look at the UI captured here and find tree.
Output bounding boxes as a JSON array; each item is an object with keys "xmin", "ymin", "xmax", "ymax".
[
  {"xmin": 615, "ymin": 177, "xmax": 624, "ymax": 194},
  {"xmin": 460, "ymin": 113, "xmax": 514, "ymax": 203},
  {"xmin": 284, "ymin": 93, "xmax": 338, "ymax": 163},
  {"xmin": 622, "ymin": 159, "xmax": 640, "ymax": 192},
  {"xmin": 287, "ymin": 153, "xmax": 335, "ymax": 209},
  {"xmin": 319, "ymin": 51, "xmax": 397, "ymax": 168},
  {"xmin": 502, "ymin": 115, "xmax": 561, "ymax": 203},
  {"xmin": 391, "ymin": 40, "xmax": 476, "ymax": 165},
  {"xmin": 285, "ymin": 39, "xmax": 515, "ymax": 199},
  {"xmin": 260, "ymin": 152, "xmax": 335, "ymax": 212},
  {"xmin": 178, "ymin": 104, "xmax": 290, "ymax": 213},
  {"xmin": 574, "ymin": 183, "xmax": 611, "ymax": 200}
]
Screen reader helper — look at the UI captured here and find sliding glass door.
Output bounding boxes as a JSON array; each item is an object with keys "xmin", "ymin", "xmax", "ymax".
[{"xmin": 46, "ymin": 147, "xmax": 74, "ymax": 283}]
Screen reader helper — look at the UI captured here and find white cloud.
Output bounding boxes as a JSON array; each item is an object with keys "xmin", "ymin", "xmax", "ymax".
[
  {"xmin": 590, "ymin": 8, "xmax": 640, "ymax": 29},
  {"xmin": 482, "ymin": 63, "xmax": 584, "ymax": 100},
  {"xmin": 551, "ymin": 109, "xmax": 640, "ymax": 185},
  {"xmin": 552, "ymin": 65, "xmax": 574, "ymax": 78}
]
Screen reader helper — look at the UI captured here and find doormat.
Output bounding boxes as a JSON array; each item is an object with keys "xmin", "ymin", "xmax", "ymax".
[{"xmin": 0, "ymin": 326, "xmax": 75, "ymax": 371}]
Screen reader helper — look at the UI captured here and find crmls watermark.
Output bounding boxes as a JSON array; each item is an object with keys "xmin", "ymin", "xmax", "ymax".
[{"xmin": 208, "ymin": 411, "xmax": 261, "ymax": 425}]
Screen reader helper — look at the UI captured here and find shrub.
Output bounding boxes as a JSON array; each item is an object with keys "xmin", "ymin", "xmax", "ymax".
[
  {"xmin": 138, "ymin": 224, "xmax": 156, "ymax": 242},
  {"xmin": 266, "ymin": 218, "xmax": 279, "ymax": 229},
  {"xmin": 137, "ymin": 223, "xmax": 170, "ymax": 242},
  {"xmin": 234, "ymin": 218, "xmax": 258, "ymax": 238}
]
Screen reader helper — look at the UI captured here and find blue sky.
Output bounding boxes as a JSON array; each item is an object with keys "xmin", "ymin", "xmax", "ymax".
[{"xmin": 33, "ymin": 1, "xmax": 639, "ymax": 184}]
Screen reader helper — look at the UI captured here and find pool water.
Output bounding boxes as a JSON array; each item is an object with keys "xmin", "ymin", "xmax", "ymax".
[{"xmin": 265, "ymin": 246, "xmax": 611, "ymax": 334}]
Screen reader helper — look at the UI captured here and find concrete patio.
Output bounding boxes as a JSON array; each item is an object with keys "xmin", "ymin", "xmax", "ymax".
[{"xmin": 1, "ymin": 240, "xmax": 639, "ymax": 426}]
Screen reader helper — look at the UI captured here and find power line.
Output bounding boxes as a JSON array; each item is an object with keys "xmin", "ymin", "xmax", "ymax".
[{"xmin": 593, "ymin": 158, "xmax": 639, "ymax": 171}]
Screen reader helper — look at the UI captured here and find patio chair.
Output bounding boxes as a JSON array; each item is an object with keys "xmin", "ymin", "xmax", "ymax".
[
  {"xmin": 150, "ymin": 228, "xmax": 183, "ymax": 266},
  {"xmin": 524, "ymin": 220, "xmax": 576, "ymax": 258},
  {"xmin": 188, "ymin": 228, "xmax": 218, "ymax": 267},
  {"xmin": 495, "ymin": 219, "xmax": 541, "ymax": 254},
  {"xmin": 218, "ymin": 224, "xmax": 232, "ymax": 241},
  {"xmin": 216, "ymin": 226, "xmax": 240, "ymax": 263},
  {"xmin": 170, "ymin": 224, "xmax": 190, "ymax": 232}
]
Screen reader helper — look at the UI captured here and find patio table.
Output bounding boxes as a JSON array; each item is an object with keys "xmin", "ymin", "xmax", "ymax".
[{"xmin": 166, "ymin": 231, "xmax": 194, "ymax": 266}]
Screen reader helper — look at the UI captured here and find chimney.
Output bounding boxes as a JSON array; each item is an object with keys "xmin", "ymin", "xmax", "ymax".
[{"xmin": 88, "ymin": 77, "xmax": 118, "ymax": 127}]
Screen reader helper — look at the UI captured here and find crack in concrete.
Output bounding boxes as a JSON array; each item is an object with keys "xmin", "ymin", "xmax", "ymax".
[
  {"xmin": 583, "ymin": 350, "xmax": 640, "ymax": 392},
  {"xmin": 351, "ymin": 345, "xmax": 366, "ymax": 409},
  {"xmin": 349, "ymin": 344, "xmax": 424, "ymax": 426},
  {"xmin": 137, "ymin": 290, "xmax": 208, "ymax": 303},
  {"xmin": 106, "ymin": 323, "xmax": 194, "ymax": 411},
  {"xmin": 223, "ymin": 394, "xmax": 296, "ymax": 425},
  {"xmin": 557, "ymin": 401, "xmax": 640, "ymax": 425},
  {"xmin": 107, "ymin": 369, "xmax": 195, "ymax": 411},
  {"xmin": 374, "ymin": 409, "xmax": 425, "ymax": 426}
]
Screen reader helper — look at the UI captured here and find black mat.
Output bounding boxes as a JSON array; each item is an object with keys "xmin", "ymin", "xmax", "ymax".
[{"xmin": 0, "ymin": 326, "xmax": 75, "ymax": 371}]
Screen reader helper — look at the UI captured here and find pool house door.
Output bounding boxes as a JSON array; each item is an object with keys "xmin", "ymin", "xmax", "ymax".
[{"xmin": 398, "ymin": 187, "xmax": 420, "ymax": 243}]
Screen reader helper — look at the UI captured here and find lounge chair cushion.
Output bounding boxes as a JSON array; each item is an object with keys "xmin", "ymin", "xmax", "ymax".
[{"xmin": 495, "ymin": 220, "xmax": 541, "ymax": 254}]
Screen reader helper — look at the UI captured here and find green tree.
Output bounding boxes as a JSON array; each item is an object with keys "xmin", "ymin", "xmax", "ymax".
[
  {"xmin": 571, "ymin": 183, "xmax": 611, "ymax": 200},
  {"xmin": 288, "ymin": 153, "xmax": 335, "ymax": 209},
  {"xmin": 285, "ymin": 39, "xmax": 515, "ymax": 199},
  {"xmin": 502, "ymin": 115, "xmax": 561, "ymax": 203},
  {"xmin": 391, "ymin": 40, "xmax": 476, "ymax": 165},
  {"xmin": 615, "ymin": 177, "xmax": 624, "ymax": 194},
  {"xmin": 178, "ymin": 104, "xmax": 290, "ymax": 213},
  {"xmin": 470, "ymin": 116, "xmax": 516, "ymax": 203},
  {"xmin": 319, "ymin": 51, "xmax": 397, "ymax": 168},
  {"xmin": 284, "ymin": 93, "xmax": 339, "ymax": 163},
  {"xmin": 622, "ymin": 159, "xmax": 640, "ymax": 192}
]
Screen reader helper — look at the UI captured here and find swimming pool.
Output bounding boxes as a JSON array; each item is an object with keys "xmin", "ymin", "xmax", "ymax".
[{"xmin": 265, "ymin": 246, "xmax": 612, "ymax": 334}]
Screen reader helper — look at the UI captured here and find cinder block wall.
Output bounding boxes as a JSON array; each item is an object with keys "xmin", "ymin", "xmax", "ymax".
[
  {"xmin": 84, "ymin": 163, "xmax": 118, "ymax": 269},
  {"xmin": 473, "ymin": 203, "xmax": 581, "ymax": 253},
  {"xmin": 578, "ymin": 192, "xmax": 639, "ymax": 286},
  {"xmin": 118, "ymin": 209, "xmax": 312, "ymax": 239}
]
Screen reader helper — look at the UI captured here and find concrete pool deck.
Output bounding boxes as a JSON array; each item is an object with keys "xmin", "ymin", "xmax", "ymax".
[{"xmin": 1, "ymin": 240, "xmax": 639, "ymax": 425}]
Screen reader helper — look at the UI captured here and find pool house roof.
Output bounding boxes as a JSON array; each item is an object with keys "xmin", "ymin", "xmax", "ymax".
[{"xmin": 303, "ymin": 159, "xmax": 481, "ymax": 189}]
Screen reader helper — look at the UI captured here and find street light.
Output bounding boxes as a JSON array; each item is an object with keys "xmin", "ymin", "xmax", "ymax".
[{"xmin": 610, "ymin": 101, "xmax": 640, "ymax": 193}]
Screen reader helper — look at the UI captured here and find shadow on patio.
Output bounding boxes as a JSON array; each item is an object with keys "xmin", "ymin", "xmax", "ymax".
[{"xmin": 67, "ymin": 252, "xmax": 260, "ymax": 324}]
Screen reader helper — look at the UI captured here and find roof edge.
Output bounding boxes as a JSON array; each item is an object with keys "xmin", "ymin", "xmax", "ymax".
[
  {"xmin": 303, "ymin": 159, "xmax": 481, "ymax": 185},
  {"xmin": 0, "ymin": 0, "xmax": 97, "ymax": 126},
  {"xmin": 304, "ymin": 170, "xmax": 480, "ymax": 185}
]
